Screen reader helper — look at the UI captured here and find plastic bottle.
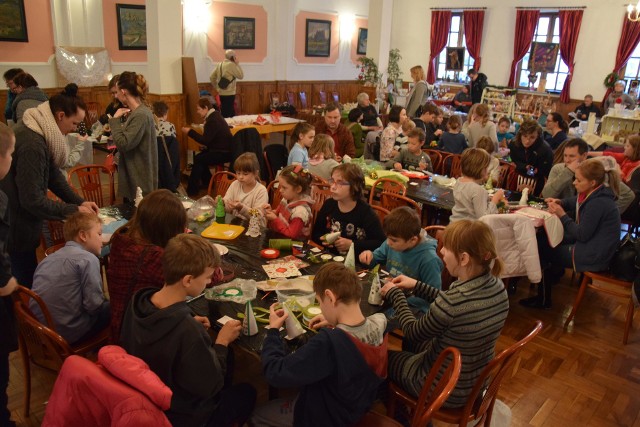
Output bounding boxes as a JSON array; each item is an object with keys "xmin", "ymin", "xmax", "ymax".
[{"xmin": 215, "ymin": 196, "xmax": 226, "ymax": 224}]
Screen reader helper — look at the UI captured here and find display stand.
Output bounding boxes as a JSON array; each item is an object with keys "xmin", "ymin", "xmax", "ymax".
[{"xmin": 480, "ymin": 87, "xmax": 516, "ymax": 121}]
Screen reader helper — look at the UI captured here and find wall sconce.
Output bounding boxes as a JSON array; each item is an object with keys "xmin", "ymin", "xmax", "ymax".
[
  {"xmin": 183, "ymin": 0, "xmax": 211, "ymax": 33},
  {"xmin": 628, "ymin": 1, "xmax": 640, "ymax": 21},
  {"xmin": 339, "ymin": 14, "xmax": 355, "ymax": 41}
]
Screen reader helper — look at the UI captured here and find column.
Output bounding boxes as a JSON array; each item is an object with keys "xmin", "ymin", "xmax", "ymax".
[{"xmin": 146, "ymin": 0, "xmax": 182, "ymax": 94}]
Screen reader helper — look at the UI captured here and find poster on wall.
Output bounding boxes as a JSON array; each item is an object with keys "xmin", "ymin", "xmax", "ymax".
[
  {"xmin": 305, "ymin": 19, "xmax": 331, "ymax": 57},
  {"xmin": 529, "ymin": 42, "xmax": 559, "ymax": 73},
  {"xmin": 445, "ymin": 47, "xmax": 465, "ymax": 71},
  {"xmin": 357, "ymin": 28, "xmax": 367, "ymax": 55},
  {"xmin": 224, "ymin": 17, "xmax": 255, "ymax": 50},
  {"xmin": 0, "ymin": 0, "xmax": 28, "ymax": 42},
  {"xmin": 116, "ymin": 4, "xmax": 147, "ymax": 50}
]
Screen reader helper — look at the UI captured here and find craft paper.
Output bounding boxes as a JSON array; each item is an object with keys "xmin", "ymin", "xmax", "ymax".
[
  {"xmin": 344, "ymin": 243, "xmax": 356, "ymax": 271},
  {"xmin": 242, "ymin": 301, "xmax": 259, "ymax": 336},
  {"xmin": 323, "ymin": 231, "xmax": 341, "ymax": 244},
  {"xmin": 262, "ymin": 262, "xmax": 302, "ymax": 279}
]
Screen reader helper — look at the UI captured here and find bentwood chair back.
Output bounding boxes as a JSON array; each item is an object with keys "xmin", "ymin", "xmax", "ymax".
[
  {"xmin": 83, "ymin": 101, "xmax": 101, "ymax": 129},
  {"xmin": 299, "ymin": 92, "xmax": 309, "ymax": 110},
  {"xmin": 207, "ymin": 171, "xmax": 237, "ymax": 198},
  {"xmin": 67, "ymin": 164, "xmax": 115, "ymax": 208},
  {"xmin": 371, "ymin": 205, "xmax": 390, "ymax": 224},
  {"xmin": 369, "ymin": 178, "xmax": 407, "ymax": 206},
  {"xmin": 263, "ymin": 144, "xmax": 289, "ymax": 182},
  {"xmin": 318, "ymin": 90, "xmax": 328, "ymax": 105},
  {"xmin": 497, "ymin": 161, "xmax": 515, "ymax": 189},
  {"xmin": 432, "ymin": 321, "xmax": 543, "ymax": 427},
  {"xmin": 12, "ymin": 286, "xmax": 109, "ymax": 416},
  {"xmin": 386, "ymin": 347, "xmax": 462, "ymax": 427},
  {"xmin": 423, "ymin": 149, "xmax": 443, "ymax": 173},
  {"xmin": 441, "ymin": 153, "xmax": 462, "ymax": 178},
  {"xmin": 380, "ymin": 192, "xmax": 421, "ymax": 219},
  {"xmin": 310, "ymin": 184, "xmax": 332, "ymax": 235},
  {"xmin": 267, "ymin": 179, "xmax": 283, "ymax": 210}
]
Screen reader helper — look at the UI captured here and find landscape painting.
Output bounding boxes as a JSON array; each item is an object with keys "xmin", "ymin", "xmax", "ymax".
[
  {"xmin": 305, "ymin": 19, "xmax": 331, "ymax": 57},
  {"xmin": 0, "ymin": 0, "xmax": 28, "ymax": 42}
]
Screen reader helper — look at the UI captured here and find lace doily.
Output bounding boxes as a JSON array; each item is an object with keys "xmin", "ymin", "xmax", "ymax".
[{"xmin": 55, "ymin": 46, "xmax": 111, "ymax": 87}]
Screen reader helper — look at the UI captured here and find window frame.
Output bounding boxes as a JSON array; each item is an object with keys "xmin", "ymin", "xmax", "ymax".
[
  {"xmin": 435, "ymin": 12, "xmax": 474, "ymax": 81},
  {"xmin": 620, "ymin": 43, "xmax": 640, "ymax": 97}
]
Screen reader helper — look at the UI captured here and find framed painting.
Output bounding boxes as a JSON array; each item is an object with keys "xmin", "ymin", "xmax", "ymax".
[
  {"xmin": 305, "ymin": 19, "xmax": 331, "ymax": 57},
  {"xmin": 445, "ymin": 47, "xmax": 465, "ymax": 71},
  {"xmin": 529, "ymin": 42, "xmax": 559, "ymax": 73},
  {"xmin": 116, "ymin": 4, "xmax": 146, "ymax": 50},
  {"xmin": 357, "ymin": 28, "xmax": 367, "ymax": 55},
  {"xmin": 224, "ymin": 17, "xmax": 255, "ymax": 50},
  {"xmin": 0, "ymin": 0, "xmax": 28, "ymax": 42}
]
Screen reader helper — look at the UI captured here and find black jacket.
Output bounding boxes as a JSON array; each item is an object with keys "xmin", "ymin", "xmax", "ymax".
[
  {"xmin": 230, "ymin": 127, "xmax": 269, "ymax": 182},
  {"xmin": 508, "ymin": 137, "xmax": 553, "ymax": 194},
  {"xmin": 470, "ymin": 73, "xmax": 488, "ymax": 104},
  {"xmin": 0, "ymin": 191, "xmax": 17, "ymax": 354},
  {"xmin": 187, "ymin": 110, "xmax": 233, "ymax": 153},
  {"xmin": 157, "ymin": 135, "xmax": 181, "ymax": 192}
]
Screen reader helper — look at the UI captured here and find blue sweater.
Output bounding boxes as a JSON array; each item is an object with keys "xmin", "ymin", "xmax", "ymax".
[
  {"xmin": 369, "ymin": 231, "xmax": 443, "ymax": 289},
  {"xmin": 288, "ymin": 144, "xmax": 309, "ymax": 167},
  {"xmin": 438, "ymin": 132, "xmax": 468, "ymax": 154},
  {"xmin": 560, "ymin": 185, "xmax": 621, "ymax": 272}
]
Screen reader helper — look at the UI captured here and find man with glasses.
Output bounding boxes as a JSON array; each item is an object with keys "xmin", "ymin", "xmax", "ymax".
[{"xmin": 3, "ymin": 68, "xmax": 23, "ymax": 125}]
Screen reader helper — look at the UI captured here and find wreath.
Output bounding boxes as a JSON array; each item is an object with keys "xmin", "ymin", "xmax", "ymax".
[{"xmin": 603, "ymin": 72, "xmax": 620, "ymax": 89}]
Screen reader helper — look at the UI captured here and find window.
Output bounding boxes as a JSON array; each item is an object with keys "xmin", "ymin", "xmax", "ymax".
[
  {"xmin": 436, "ymin": 14, "xmax": 473, "ymax": 81},
  {"xmin": 621, "ymin": 43, "xmax": 640, "ymax": 96},
  {"xmin": 516, "ymin": 13, "xmax": 569, "ymax": 93}
]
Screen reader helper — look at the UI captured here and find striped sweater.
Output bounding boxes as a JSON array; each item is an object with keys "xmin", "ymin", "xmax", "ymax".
[{"xmin": 387, "ymin": 272, "xmax": 509, "ymax": 408}]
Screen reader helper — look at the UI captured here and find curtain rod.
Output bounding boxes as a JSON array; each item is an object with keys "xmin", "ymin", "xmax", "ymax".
[
  {"xmin": 516, "ymin": 6, "xmax": 586, "ymax": 9},
  {"xmin": 430, "ymin": 7, "xmax": 487, "ymax": 10}
]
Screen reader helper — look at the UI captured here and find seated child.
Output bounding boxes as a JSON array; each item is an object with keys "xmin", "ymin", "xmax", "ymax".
[
  {"xmin": 438, "ymin": 114, "xmax": 468, "ymax": 154},
  {"xmin": 312, "ymin": 163, "xmax": 386, "ymax": 256},
  {"xmin": 120, "ymin": 234, "xmax": 256, "ymax": 427},
  {"xmin": 223, "ymin": 152, "xmax": 268, "ymax": 219},
  {"xmin": 263, "ymin": 164, "xmax": 314, "ymax": 240},
  {"xmin": 390, "ymin": 128, "xmax": 433, "ymax": 172},
  {"xmin": 345, "ymin": 108, "xmax": 365, "ymax": 157},
  {"xmin": 450, "ymin": 148, "xmax": 506, "ymax": 222},
  {"xmin": 427, "ymin": 108, "xmax": 445, "ymax": 144},
  {"xmin": 30, "ymin": 212, "xmax": 110, "ymax": 345},
  {"xmin": 496, "ymin": 116, "xmax": 515, "ymax": 147},
  {"xmin": 308, "ymin": 134, "xmax": 340, "ymax": 181},
  {"xmin": 395, "ymin": 119, "xmax": 416, "ymax": 147},
  {"xmin": 413, "ymin": 103, "xmax": 438, "ymax": 143},
  {"xmin": 252, "ymin": 263, "xmax": 388, "ymax": 427},
  {"xmin": 476, "ymin": 136, "xmax": 501, "ymax": 185},
  {"xmin": 287, "ymin": 122, "xmax": 315, "ymax": 167},
  {"xmin": 152, "ymin": 101, "xmax": 176, "ymax": 137},
  {"xmin": 359, "ymin": 206, "xmax": 442, "ymax": 289}
]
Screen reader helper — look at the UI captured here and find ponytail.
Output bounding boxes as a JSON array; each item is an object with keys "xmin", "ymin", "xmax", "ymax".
[{"xmin": 442, "ymin": 220, "xmax": 503, "ymax": 277}]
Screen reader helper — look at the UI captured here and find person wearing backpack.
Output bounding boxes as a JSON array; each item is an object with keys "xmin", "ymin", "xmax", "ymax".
[{"xmin": 209, "ymin": 50, "xmax": 244, "ymax": 118}]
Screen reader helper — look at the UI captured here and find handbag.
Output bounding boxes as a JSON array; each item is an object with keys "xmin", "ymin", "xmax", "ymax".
[
  {"xmin": 217, "ymin": 63, "xmax": 235, "ymax": 89},
  {"xmin": 610, "ymin": 234, "xmax": 640, "ymax": 281},
  {"xmin": 103, "ymin": 149, "xmax": 117, "ymax": 174}
]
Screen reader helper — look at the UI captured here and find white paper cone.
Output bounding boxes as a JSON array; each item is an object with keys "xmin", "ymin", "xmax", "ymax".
[
  {"xmin": 283, "ymin": 304, "xmax": 305, "ymax": 339},
  {"xmin": 324, "ymin": 231, "xmax": 341, "ymax": 244},
  {"xmin": 134, "ymin": 187, "xmax": 143, "ymax": 208},
  {"xmin": 242, "ymin": 301, "xmax": 259, "ymax": 336},
  {"xmin": 519, "ymin": 188, "xmax": 529, "ymax": 206},
  {"xmin": 368, "ymin": 265, "xmax": 383, "ymax": 305},
  {"xmin": 344, "ymin": 243, "xmax": 356, "ymax": 271}
]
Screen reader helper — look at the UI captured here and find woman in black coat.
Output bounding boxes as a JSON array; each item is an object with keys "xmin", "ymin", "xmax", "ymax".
[{"xmin": 508, "ymin": 119, "xmax": 553, "ymax": 195}]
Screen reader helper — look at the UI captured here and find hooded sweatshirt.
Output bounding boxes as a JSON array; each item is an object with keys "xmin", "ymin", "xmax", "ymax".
[
  {"xmin": 369, "ymin": 229, "xmax": 443, "ymax": 289},
  {"xmin": 120, "ymin": 288, "xmax": 228, "ymax": 427}
]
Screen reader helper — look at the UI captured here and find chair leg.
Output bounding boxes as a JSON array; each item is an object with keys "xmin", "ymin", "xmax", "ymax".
[
  {"xmin": 564, "ymin": 274, "xmax": 590, "ymax": 328},
  {"xmin": 624, "ymin": 299, "xmax": 634, "ymax": 345},
  {"xmin": 18, "ymin": 335, "xmax": 30, "ymax": 417}
]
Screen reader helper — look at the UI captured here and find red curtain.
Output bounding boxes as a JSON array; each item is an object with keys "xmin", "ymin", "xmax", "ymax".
[
  {"xmin": 558, "ymin": 10, "xmax": 583, "ymax": 103},
  {"xmin": 463, "ymin": 10, "xmax": 485, "ymax": 71},
  {"xmin": 508, "ymin": 10, "xmax": 540, "ymax": 87},
  {"xmin": 427, "ymin": 10, "xmax": 452, "ymax": 84},
  {"xmin": 602, "ymin": 16, "xmax": 640, "ymax": 103}
]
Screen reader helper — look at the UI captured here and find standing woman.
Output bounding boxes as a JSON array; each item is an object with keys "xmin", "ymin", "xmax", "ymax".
[
  {"xmin": 109, "ymin": 71, "xmax": 158, "ymax": 202},
  {"xmin": 405, "ymin": 66, "xmax": 429, "ymax": 118},
  {"xmin": 0, "ymin": 84, "xmax": 99, "ymax": 287},
  {"xmin": 181, "ymin": 97, "xmax": 233, "ymax": 196}
]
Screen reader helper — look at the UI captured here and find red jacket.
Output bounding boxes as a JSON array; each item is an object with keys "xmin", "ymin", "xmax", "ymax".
[{"xmin": 42, "ymin": 345, "xmax": 172, "ymax": 427}]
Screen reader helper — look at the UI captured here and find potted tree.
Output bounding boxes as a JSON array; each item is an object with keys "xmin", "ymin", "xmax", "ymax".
[{"xmin": 356, "ymin": 56, "xmax": 382, "ymax": 87}]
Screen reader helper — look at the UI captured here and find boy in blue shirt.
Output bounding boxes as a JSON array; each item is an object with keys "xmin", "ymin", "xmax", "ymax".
[{"xmin": 359, "ymin": 206, "xmax": 443, "ymax": 290}]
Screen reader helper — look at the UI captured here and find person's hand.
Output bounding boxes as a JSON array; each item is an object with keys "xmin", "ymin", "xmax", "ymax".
[
  {"xmin": 262, "ymin": 204, "xmax": 277, "ymax": 221},
  {"xmin": 390, "ymin": 149, "xmax": 399, "ymax": 158},
  {"xmin": 194, "ymin": 315, "xmax": 211, "ymax": 330},
  {"xmin": 334, "ymin": 237, "xmax": 352, "ymax": 253},
  {"xmin": 309, "ymin": 314, "xmax": 331, "ymax": 330},
  {"xmin": 226, "ymin": 200, "xmax": 241, "ymax": 211},
  {"xmin": 268, "ymin": 303, "xmax": 288, "ymax": 329},
  {"xmin": 181, "ymin": 126, "xmax": 191, "ymax": 134},
  {"xmin": 359, "ymin": 250, "xmax": 373, "ymax": 265},
  {"xmin": 380, "ymin": 280, "xmax": 397, "ymax": 297},
  {"xmin": 491, "ymin": 189, "xmax": 505, "ymax": 205},
  {"xmin": 580, "ymin": 114, "xmax": 587, "ymax": 120},
  {"xmin": 544, "ymin": 197, "xmax": 561, "ymax": 205},
  {"xmin": 547, "ymin": 200, "xmax": 566, "ymax": 217},
  {"xmin": 390, "ymin": 274, "xmax": 417, "ymax": 290},
  {"xmin": 419, "ymin": 161, "xmax": 428, "ymax": 171},
  {"xmin": 215, "ymin": 319, "xmax": 241, "ymax": 346},
  {"xmin": 79, "ymin": 201, "xmax": 99, "ymax": 214},
  {"xmin": 0, "ymin": 277, "xmax": 18, "ymax": 297},
  {"xmin": 566, "ymin": 159, "xmax": 581, "ymax": 172},
  {"xmin": 113, "ymin": 108, "xmax": 130, "ymax": 119},
  {"xmin": 435, "ymin": 129, "xmax": 443, "ymax": 137},
  {"xmin": 393, "ymin": 162, "xmax": 402, "ymax": 171}
]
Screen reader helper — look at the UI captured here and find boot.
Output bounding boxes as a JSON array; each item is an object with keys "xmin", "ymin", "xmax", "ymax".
[{"xmin": 519, "ymin": 280, "xmax": 552, "ymax": 309}]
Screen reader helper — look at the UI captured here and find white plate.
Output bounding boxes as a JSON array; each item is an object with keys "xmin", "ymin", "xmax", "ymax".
[{"xmin": 213, "ymin": 243, "xmax": 229, "ymax": 256}]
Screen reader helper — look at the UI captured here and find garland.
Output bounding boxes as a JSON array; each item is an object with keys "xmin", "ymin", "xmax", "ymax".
[{"xmin": 603, "ymin": 72, "xmax": 619, "ymax": 89}]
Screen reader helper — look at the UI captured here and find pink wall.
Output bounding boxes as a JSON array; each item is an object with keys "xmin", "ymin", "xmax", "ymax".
[
  {"xmin": 0, "ymin": 0, "xmax": 54, "ymax": 62},
  {"xmin": 294, "ymin": 11, "xmax": 339, "ymax": 65},
  {"xmin": 208, "ymin": 2, "xmax": 267, "ymax": 63},
  {"xmin": 350, "ymin": 18, "xmax": 368, "ymax": 64},
  {"xmin": 103, "ymin": 0, "xmax": 147, "ymax": 63}
]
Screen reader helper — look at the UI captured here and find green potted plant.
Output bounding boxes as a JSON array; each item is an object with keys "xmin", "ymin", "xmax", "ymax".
[
  {"xmin": 387, "ymin": 48, "xmax": 402, "ymax": 84},
  {"xmin": 356, "ymin": 56, "xmax": 382, "ymax": 87}
]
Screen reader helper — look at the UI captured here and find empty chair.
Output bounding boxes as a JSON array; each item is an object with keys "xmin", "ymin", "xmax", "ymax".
[
  {"xmin": 441, "ymin": 153, "xmax": 462, "ymax": 178},
  {"xmin": 423, "ymin": 149, "xmax": 443, "ymax": 173},
  {"xmin": 67, "ymin": 164, "xmax": 115, "ymax": 208},
  {"xmin": 207, "ymin": 171, "xmax": 236, "ymax": 198},
  {"xmin": 318, "ymin": 90, "xmax": 328, "ymax": 105},
  {"xmin": 299, "ymin": 91, "xmax": 309, "ymax": 110},
  {"xmin": 269, "ymin": 92, "xmax": 281, "ymax": 109},
  {"xmin": 286, "ymin": 91, "xmax": 296, "ymax": 107},
  {"xmin": 263, "ymin": 144, "xmax": 289, "ymax": 182},
  {"xmin": 332, "ymin": 91, "xmax": 340, "ymax": 103}
]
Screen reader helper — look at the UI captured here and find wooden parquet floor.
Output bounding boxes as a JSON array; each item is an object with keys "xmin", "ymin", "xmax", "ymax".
[{"xmin": 6, "ymin": 270, "xmax": 640, "ymax": 426}]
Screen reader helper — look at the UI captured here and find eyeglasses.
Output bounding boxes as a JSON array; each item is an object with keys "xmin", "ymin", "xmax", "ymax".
[{"xmin": 328, "ymin": 179, "xmax": 350, "ymax": 186}]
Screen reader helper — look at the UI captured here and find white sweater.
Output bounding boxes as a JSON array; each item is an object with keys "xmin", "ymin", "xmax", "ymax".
[{"xmin": 223, "ymin": 180, "xmax": 268, "ymax": 219}]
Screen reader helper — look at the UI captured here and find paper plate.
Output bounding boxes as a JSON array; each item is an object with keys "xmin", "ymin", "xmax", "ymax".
[{"xmin": 213, "ymin": 243, "xmax": 229, "ymax": 256}]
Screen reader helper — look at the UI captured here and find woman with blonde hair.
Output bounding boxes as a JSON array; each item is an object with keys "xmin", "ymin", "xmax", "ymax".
[
  {"xmin": 466, "ymin": 103, "xmax": 498, "ymax": 150},
  {"xmin": 308, "ymin": 134, "xmax": 340, "ymax": 181},
  {"xmin": 109, "ymin": 71, "xmax": 158, "ymax": 202},
  {"xmin": 405, "ymin": 65, "xmax": 429, "ymax": 118}
]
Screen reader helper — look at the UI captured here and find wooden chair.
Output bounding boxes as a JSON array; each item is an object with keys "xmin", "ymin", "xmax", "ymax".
[
  {"xmin": 44, "ymin": 243, "xmax": 65, "ymax": 257},
  {"xmin": 318, "ymin": 90, "xmax": 328, "ymax": 105},
  {"xmin": 263, "ymin": 144, "xmax": 289, "ymax": 182},
  {"xmin": 507, "ymin": 172, "xmax": 540, "ymax": 196},
  {"xmin": 83, "ymin": 101, "xmax": 101, "ymax": 129},
  {"xmin": 386, "ymin": 347, "xmax": 462, "ymax": 427},
  {"xmin": 310, "ymin": 184, "xmax": 332, "ymax": 234},
  {"xmin": 207, "ymin": 171, "xmax": 236, "ymax": 198},
  {"xmin": 564, "ymin": 272, "xmax": 635, "ymax": 344},
  {"xmin": 380, "ymin": 192, "xmax": 421, "ymax": 218},
  {"xmin": 332, "ymin": 91, "xmax": 340, "ymax": 103},
  {"xmin": 67, "ymin": 164, "xmax": 115, "ymax": 208},
  {"xmin": 371, "ymin": 205, "xmax": 390, "ymax": 224},
  {"xmin": 299, "ymin": 91, "xmax": 309, "ymax": 110},
  {"xmin": 424, "ymin": 225, "xmax": 453, "ymax": 290},
  {"xmin": 353, "ymin": 411, "xmax": 402, "ymax": 427},
  {"xmin": 269, "ymin": 92, "xmax": 281, "ymax": 109},
  {"xmin": 12, "ymin": 286, "xmax": 109, "ymax": 416},
  {"xmin": 432, "ymin": 321, "xmax": 543, "ymax": 427},
  {"xmin": 267, "ymin": 179, "xmax": 283, "ymax": 209},
  {"xmin": 441, "ymin": 153, "xmax": 462, "ymax": 178},
  {"xmin": 311, "ymin": 174, "xmax": 329, "ymax": 186},
  {"xmin": 369, "ymin": 178, "xmax": 407, "ymax": 206},
  {"xmin": 497, "ymin": 161, "xmax": 515, "ymax": 189},
  {"xmin": 40, "ymin": 191, "xmax": 66, "ymax": 252},
  {"xmin": 286, "ymin": 91, "xmax": 296, "ymax": 107},
  {"xmin": 423, "ymin": 149, "xmax": 443, "ymax": 173}
]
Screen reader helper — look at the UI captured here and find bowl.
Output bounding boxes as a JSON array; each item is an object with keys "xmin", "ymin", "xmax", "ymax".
[{"xmin": 276, "ymin": 277, "xmax": 315, "ymax": 311}]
